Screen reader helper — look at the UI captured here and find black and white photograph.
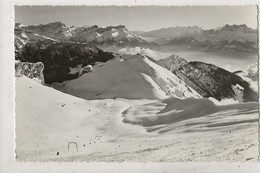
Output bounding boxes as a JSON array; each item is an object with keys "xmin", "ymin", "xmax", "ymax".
[{"xmin": 13, "ymin": 5, "xmax": 259, "ymax": 162}]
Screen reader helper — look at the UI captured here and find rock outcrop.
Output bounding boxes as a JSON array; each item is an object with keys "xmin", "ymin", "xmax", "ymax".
[
  {"xmin": 15, "ymin": 60, "xmax": 45, "ymax": 84},
  {"xmin": 174, "ymin": 62, "xmax": 257, "ymax": 102},
  {"xmin": 15, "ymin": 41, "xmax": 115, "ymax": 84}
]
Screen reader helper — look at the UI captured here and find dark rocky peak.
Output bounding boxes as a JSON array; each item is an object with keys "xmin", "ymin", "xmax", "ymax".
[
  {"xmin": 173, "ymin": 61, "xmax": 257, "ymax": 102},
  {"xmin": 101, "ymin": 25, "xmax": 127, "ymax": 32},
  {"xmin": 73, "ymin": 25, "xmax": 99, "ymax": 33},
  {"xmin": 90, "ymin": 25, "xmax": 99, "ymax": 29},
  {"xmin": 45, "ymin": 21, "xmax": 66, "ymax": 27},
  {"xmin": 15, "ymin": 23, "xmax": 21, "ymax": 28},
  {"xmin": 115, "ymin": 25, "xmax": 126, "ymax": 29},
  {"xmin": 188, "ymin": 61, "xmax": 219, "ymax": 71},
  {"xmin": 107, "ymin": 25, "xmax": 126, "ymax": 29},
  {"xmin": 40, "ymin": 21, "xmax": 66, "ymax": 28}
]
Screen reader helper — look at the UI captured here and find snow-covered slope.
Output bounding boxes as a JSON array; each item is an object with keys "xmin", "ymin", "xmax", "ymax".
[
  {"xmin": 53, "ymin": 54, "xmax": 201, "ymax": 100},
  {"xmin": 15, "ymin": 76, "xmax": 135, "ymax": 161},
  {"xmin": 123, "ymin": 97, "xmax": 258, "ymax": 132},
  {"xmin": 16, "ymin": 76, "xmax": 258, "ymax": 161}
]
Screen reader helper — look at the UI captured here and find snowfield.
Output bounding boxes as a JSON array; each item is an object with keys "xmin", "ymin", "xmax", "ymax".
[
  {"xmin": 52, "ymin": 55, "xmax": 201, "ymax": 100},
  {"xmin": 16, "ymin": 74, "xmax": 258, "ymax": 162}
]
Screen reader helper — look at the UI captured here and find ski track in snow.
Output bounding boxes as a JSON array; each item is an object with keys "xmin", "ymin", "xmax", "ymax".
[{"xmin": 15, "ymin": 55, "xmax": 259, "ymax": 162}]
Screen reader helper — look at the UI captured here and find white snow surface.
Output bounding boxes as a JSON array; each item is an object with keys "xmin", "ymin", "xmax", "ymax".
[
  {"xmin": 34, "ymin": 33, "xmax": 58, "ymax": 42},
  {"xmin": 111, "ymin": 29, "xmax": 119, "ymax": 37},
  {"xmin": 54, "ymin": 54, "xmax": 201, "ymax": 100},
  {"xmin": 16, "ymin": 76, "xmax": 259, "ymax": 161},
  {"xmin": 208, "ymin": 97, "xmax": 239, "ymax": 105},
  {"xmin": 21, "ymin": 32, "xmax": 28, "ymax": 39}
]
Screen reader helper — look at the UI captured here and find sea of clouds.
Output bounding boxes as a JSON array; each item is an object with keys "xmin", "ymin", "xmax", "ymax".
[{"xmin": 118, "ymin": 47, "xmax": 172, "ymax": 60}]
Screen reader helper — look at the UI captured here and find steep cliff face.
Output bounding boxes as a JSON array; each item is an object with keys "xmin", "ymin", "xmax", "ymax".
[
  {"xmin": 156, "ymin": 56, "xmax": 258, "ymax": 102},
  {"xmin": 15, "ymin": 60, "xmax": 45, "ymax": 84},
  {"xmin": 15, "ymin": 41, "xmax": 115, "ymax": 84},
  {"xmin": 173, "ymin": 62, "xmax": 257, "ymax": 102}
]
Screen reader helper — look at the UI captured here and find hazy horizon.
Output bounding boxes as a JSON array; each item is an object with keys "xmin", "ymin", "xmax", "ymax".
[{"xmin": 15, "ymin": 6, "xmax": 257, "ymax": 31}]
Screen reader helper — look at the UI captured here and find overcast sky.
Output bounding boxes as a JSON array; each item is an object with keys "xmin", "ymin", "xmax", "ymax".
[{"xmin": 15, "ymin": 6, "xmax": 257, "ymax": 31}]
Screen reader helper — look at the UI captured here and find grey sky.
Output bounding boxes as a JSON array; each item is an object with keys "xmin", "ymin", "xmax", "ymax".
[{"xmin": 15, "ymin": 6, "xmax": 257, "ymax": 31}]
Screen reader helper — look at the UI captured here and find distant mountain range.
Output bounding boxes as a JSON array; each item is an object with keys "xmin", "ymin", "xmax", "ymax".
[
  {"xmin": 134, "ymin": 26, "xmax": 202, "ymax": 38},
  {"xmin": 135, "ymin": 24, "xmax": 258, "ymax": 53},
  {"xmin": 15, "ymin": 22, "xmax": 257, "ymax": 53},
  {"xmin": 15, "ymin": 22, "xmax": 155, "ymax": 49}
]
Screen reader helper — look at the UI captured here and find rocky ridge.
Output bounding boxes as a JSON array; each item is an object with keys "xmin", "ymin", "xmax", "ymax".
[
  {"xmin": 157, "ymin": 55, "xmax": 258, "ymax": 102},
  {"xmin": 15, "ymin": 22, "xmax": 155, "ymax": 48}
]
